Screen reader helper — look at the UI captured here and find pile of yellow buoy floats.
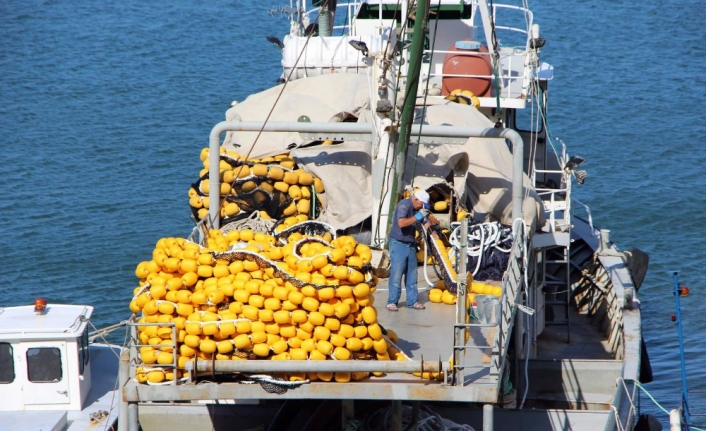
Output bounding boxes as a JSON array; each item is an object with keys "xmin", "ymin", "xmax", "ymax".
[
  {"xmin": 188, "ymin": 148, "xmax": 325, "ymax": 222},
  {"xmin": 129, "ymin": 148, "xmax": 503, "ymax": 385},
  {"xmin": 130, "ymin": 224, "xmax": 422, "ymax": 385}
]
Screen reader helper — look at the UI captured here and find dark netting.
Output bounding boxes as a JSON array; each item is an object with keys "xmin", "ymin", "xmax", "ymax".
[
  {"xmin": 470, "ymin": 247, "xmax": 511, "ymax": 281},
  {"xmin": 212, "ymin": 249, "xmax": 376, "ymax": 290},
  {"xmin": 291, "ymin": 237, "xmax": 333, "ymax": 257},
  {"xmin": 463, "ymin": 224, "xmax": 513, "ymax": 281},
  {"xmin": 258, "ymin": 378, "xmax": 289, "ymax": 394},
  {"xmin": 272, "ymin": 220, "xmax": 336, "ymax": 243},
  {"xmin": 189, "ymin": 155, "xmax": 323, "ymax": 228}
]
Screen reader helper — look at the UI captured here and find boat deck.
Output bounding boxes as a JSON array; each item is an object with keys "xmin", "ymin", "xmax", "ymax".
[
  {"xmin": 374, "ymin": 269, "xmax": 498, "ymax": 386},
  {"xmin": 126, "ymin": 267, "xmax": 505, "ymax": 404},
  {"xmin": 126, "ymin": 266, "xmax": 616, "ymax": 406},
  {"xmin": 536, "ymin": 306, "xmax": 615, "ymax": 360}
]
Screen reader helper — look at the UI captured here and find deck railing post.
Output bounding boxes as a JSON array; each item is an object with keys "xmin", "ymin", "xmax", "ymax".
[
  {"xmin": 118, "ymin": 351, "xmax": 129, "ymax": 431},
  {"xmin": 483, "ymin": 404, "xmax": 494, "ymax": 431},
  {"xmin": 128, "ymin": 402, "xmax": 139, "ymax": 431},
  {"xmin": 454, "ymin": 218, "xmax": 469, "ymax": 385},
  {"xmin": 391, "ymin": 400, "xmax": 402, "ymax": 431}
]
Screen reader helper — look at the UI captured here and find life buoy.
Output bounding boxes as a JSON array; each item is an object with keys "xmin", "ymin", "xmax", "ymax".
[{"xmin": 444, "ymin": 89, "xmax": 480, "ymax": 109}]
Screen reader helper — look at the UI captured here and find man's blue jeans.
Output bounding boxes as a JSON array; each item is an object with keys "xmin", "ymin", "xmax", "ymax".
[{"xmin": 387, "ymin": 238, "xmax": 418, "ymax": 307}]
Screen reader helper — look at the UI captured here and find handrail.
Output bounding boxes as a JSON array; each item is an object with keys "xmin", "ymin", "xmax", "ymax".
[
  {"xmin": 571, "ymin": 198, "xmax": 594, "ymax": 232},
  {"xmin": 491, "ymin": 3, "xmax": 533, "ymax": 36},
  {"xmin": 188, "ymin": 359, "xmax": 442, "ymax": 374},
  {"xmin": 492, "ymin": 223, "xmax": 526, "ymax": 382},
  {"xmin": 209, "ymin": 122, "xmax": 525, "ymax": 229},
  {"xmin": 128, "ymin": 321, "xmax": 179, "ymax": 385}
]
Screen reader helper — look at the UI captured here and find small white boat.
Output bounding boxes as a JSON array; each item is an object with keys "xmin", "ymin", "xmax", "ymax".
[{"xmin": 0, "ymin": 302, "xmax": 121, "ymax": 431}]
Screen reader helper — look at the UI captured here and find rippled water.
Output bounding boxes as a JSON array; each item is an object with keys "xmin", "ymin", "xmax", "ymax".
[{"xmin": 1, "ymin": 0, "xmax": 704, "ymax": 426}]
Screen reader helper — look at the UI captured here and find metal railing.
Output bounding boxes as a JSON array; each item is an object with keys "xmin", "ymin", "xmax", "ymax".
[
  {"xmin": 535, "ymin": 187, "xmax": 571, "ymax": 232},
  {"xmin": 451, "ymin": 219, "xmax": 525, "ymax": 394},
  {"xmin": 491, "ymin": 3, "xmax": 533, "ymax": 38},
  {"xmin": 300, "ymin": 0, "xmax": 366, "ymax": 35},
  {"xmin": 533, "ymin": 140, "xmax": 574, "ymax": 232},
  {"xmin": 128, "ymin": 318, "xmax": 180, "ymax": 386},
  {"xmin": 424, "ymin": 49, "xmax": 529, "ymax": 99},
  {"xmin": 571, "ymin": 198, "xmax": 594, "ymax": 233},
  {"xmin": 297, "ymin": 0, "xmax": 534, "ymax": 42}
]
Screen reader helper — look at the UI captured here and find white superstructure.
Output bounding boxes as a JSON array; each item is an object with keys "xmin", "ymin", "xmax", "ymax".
[{"xmin": 0, "ymin": 303, "xmax": 120, "ymax": 431}]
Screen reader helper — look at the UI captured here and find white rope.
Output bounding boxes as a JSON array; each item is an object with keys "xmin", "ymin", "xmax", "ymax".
[
  {"xmin": 611, "ymin": 405, "xmax": 626, "ymax": 431},
  {"xmin": 246, "ymin": 374, "xmax": 310, "ymax": 387},
  {"xmin": 448, "ymin": 222, "xmax": 512, "ymax": 277},
  {"xmin": 221, "ymin": 210, "xmax": 275, "ymax": 234},
  {"xmin": 420, "ymin": 226, "xmax": 437, "ymax": 288}
]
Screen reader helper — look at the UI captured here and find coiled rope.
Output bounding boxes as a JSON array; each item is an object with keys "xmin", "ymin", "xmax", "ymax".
[
  {"xmin": 221, "ymin": 211, "xmax": 275, "ymax": 234},
  {"xmin": 448, "ymin": 222, "xmax": 512, "ymax": 277}
]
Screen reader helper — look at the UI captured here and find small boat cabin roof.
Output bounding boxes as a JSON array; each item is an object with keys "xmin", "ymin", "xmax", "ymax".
[{"xmin": 0, "ymin": 304, "xmax": 93, "ymax": 341}]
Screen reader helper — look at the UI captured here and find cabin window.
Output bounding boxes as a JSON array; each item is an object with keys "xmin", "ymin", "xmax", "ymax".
[
  {"xmin": 27, "ymin": 347, "xmax": 63, "ymax": 383},
  {"xmin": 0, "ymin": 343, "xmax": 14, "ymax": 383},
  {"xmin": 78, "ymin": 327, "xmax": 90, "ymax": 374}
]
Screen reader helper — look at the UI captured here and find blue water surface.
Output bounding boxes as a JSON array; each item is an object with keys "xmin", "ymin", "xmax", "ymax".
[{"xmin": 1, "ymin": 0, "xmax": 704, "ymax": 426}]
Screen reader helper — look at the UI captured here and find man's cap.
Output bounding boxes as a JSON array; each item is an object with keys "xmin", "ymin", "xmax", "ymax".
[{"xmin": 413, "ymin": 189, "xmax": 430, "ymax": 204}]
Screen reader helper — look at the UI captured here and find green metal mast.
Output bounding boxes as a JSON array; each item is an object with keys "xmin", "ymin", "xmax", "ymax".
[{"xmin": 385, "ymin": 0, "xmax": 430, "ymax": 242}]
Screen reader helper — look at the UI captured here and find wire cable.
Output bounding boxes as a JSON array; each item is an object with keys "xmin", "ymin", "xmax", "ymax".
[{"xmin": 215, "ymin": 0, "xmax": 333, "ymax": 219}]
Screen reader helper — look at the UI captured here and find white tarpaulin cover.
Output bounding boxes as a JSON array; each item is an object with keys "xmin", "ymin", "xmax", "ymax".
[
  {"xmin": 222, "ymin": 73, "xmax": 545, "ymax": 231},
  {"xmin": 405, "ymin": 103, "xmax": 546, "ymax": 230},
  {"xmin": 223, "ymin": 73, "xmax": 371, "ymax": 158}
]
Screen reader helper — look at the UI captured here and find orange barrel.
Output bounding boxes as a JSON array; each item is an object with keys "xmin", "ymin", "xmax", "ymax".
[{"xmin": 441, "ymin": 40, "xmax": 492, "ymax": 97}]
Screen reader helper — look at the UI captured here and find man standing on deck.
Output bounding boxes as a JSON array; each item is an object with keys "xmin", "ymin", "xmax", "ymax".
[{"xmin": 386, "ymin": 189, "xmax": 433, "ymax": 311}]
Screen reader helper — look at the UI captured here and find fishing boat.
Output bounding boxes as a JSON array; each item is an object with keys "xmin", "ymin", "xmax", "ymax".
[
  {"xmin": 117, "ymin": 0, "xmax": 655, "ymax": 430},
  {"xmin": 0, "ymin": 301, "xmax": 121, "ymax": 431}
]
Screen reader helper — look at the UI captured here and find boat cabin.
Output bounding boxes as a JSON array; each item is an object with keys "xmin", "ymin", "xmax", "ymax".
[{"xmin": 0, "ymin": 303, "xmax": 94, "ymax": 412}]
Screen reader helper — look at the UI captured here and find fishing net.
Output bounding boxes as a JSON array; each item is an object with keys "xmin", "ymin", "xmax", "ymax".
[{"xmin": 189, "ymin": 153, "xmax": 325, "ymax": 228}]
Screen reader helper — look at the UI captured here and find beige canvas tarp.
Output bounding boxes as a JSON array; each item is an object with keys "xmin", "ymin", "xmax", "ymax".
[
  {"xmin": 221, "ymin": 73, "xmax": 545, "ymax": 231},
  {"xmin": 222, "ymin": 73, "xmax": 371, "ymax": 158},
  {"xmin": 405, "ymin": 103, "xmax": 546, "ymax": 230}
]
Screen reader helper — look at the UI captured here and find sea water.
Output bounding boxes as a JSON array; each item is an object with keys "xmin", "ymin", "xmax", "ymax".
[{"xmin": 1, "ymin": 0, "xmax": 704, "ymax": 426}]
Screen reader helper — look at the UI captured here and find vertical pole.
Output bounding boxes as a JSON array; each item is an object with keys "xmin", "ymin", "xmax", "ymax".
[
  {"xmin": 128, "ymin": 402, "xmax": 139, "ymax": 431},
  {"xmin": 129, "ymin": 322, "xmax": 137, "ymax": 379},
  {"xmin": 673, "ymin": 272, "xmax": 691, "ymax": 428},
  {"xmin": 411, "ymin": 401, "xmax": 420, "ymax": 430},
  {"xmin": 391, "ymin": 400, "xmax": 402, "ymax": 431},
  {"xmin": 670, "ymin": 408, "xmax": 682, "ymax": 431},
  {"xmin": 118, "ymin": 351, "xmax": 129, "ymax": 431},
  {"xmin": 319, "ymin": 0, "xmax": 337, "ymax": 37},
  {"xmin": 454, "ymin": 218, "xmax": 468, "ymax": 385},
  {"xmin": 384, "ymin": 0, "xmax": 430, "ymax": 245},
  {"xmin": 483, "ymin": 404, "xmax": 494, "ymax": 431},
  {"xmin": 342, "ymin": 400, "xmax": 354, "ymax": 429},
  {"xmin": 514, "ymin": 226, "xmax": 525, "ymax": 406}
]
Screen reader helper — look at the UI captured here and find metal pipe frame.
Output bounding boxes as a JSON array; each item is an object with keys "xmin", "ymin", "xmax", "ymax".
[
  {"xmin": 187, "ymin": 359, "xmax": 441, "ymax": 374},
  {"xmin": 453, "ymin": 218, "xmax": 468, "ymax": 385},
  {"xmin": 118, "ymin": 352, "xmax": 129, "ymax": 431},
  {"xmin": 209, "ymin": 121, "xmax": 524, "ymax": 229}
]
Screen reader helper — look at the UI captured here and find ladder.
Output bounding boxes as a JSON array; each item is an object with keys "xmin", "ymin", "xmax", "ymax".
[
  {"xmin": 533, "ymin": 140, "xmax": 573, "ymax": 343},
  {"xmin": 541, "ymin": 244, "xmax": 571, "ymax": 343}
]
